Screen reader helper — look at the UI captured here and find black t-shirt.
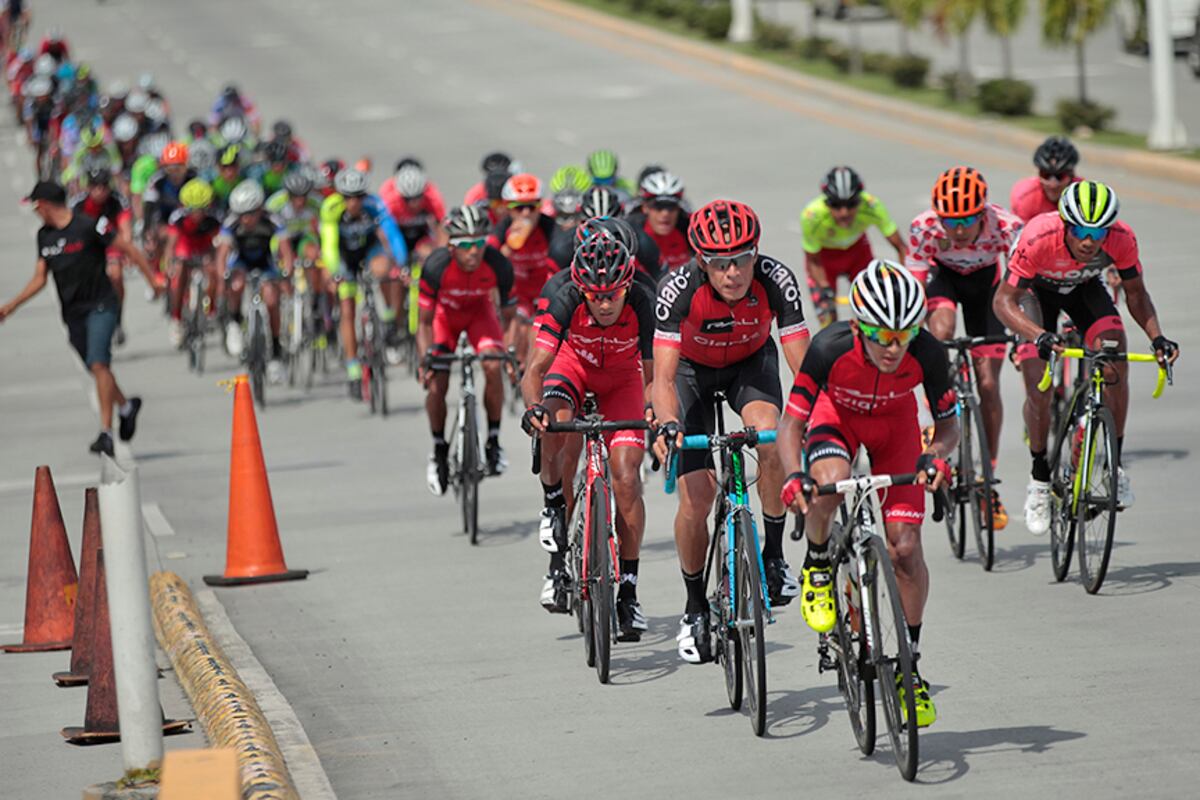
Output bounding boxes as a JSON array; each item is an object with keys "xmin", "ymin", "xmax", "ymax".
[{"xmin": 37, "ymin": 212, "xmax": 116, "ymax": 319}]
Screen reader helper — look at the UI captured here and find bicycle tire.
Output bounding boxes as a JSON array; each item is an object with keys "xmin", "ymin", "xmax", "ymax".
[
  {"xmin": 1048, "ymin": 400, "xmax": 1080, "ymax": 583},
  {"xmin": 462, "ymin": 402, "xmax": 479, "ymax": 543},
  {"xmin": 944, "ymin": 417, "xmax": 966, "ymax": 560},
  {"xmin": 590, "ymin": 478, "xmax": 613, "ymax": 684},
  {"xmin": 832, "ymin": 555, "xmax": 875, "ymax": 755},
  {"xmin": 707, "ymin": 512, "xmax": 742, "ymax": 711},
  {"xmin": 570, "ymin": 502, "xmax": 586, "ymax": 636},
  {"xmin": 1077, "ymin": 406, "xmax": 1119, "ymax": 594},
  {"xmin": 734, "ymin": 508, "xmax": 767, "ymax": 736},
  {"xmin": 374, "ymin": 357, "xmax": 389, "ymax": 418},
  {"xmin": 963, "ymin": 397, "xmax": 996, "ymax": 571},
  {"xmin": 863, "ymin": 535, "xmax": 919, "ymax": 782}
]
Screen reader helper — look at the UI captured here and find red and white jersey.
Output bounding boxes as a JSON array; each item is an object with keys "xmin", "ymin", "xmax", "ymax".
[{"xmin": 905, "ymin": 203, "xmax": 1023, "ymax": 281}]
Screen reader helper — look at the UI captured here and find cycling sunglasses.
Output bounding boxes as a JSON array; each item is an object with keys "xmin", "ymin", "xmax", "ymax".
[
  {"xmin": 1069, "ymin": 224, "xmax": 1108, "ymax": 241},
  {"xmin": 827, "ymin": 199, "xmax": 860, "ymax": 210},
  {"xmin": 450, "ymin": 237, "xmax": 487, "ymax": 250},
  {"xmin": 859, "ymin": 322, "xmax": 920, "ymax": 347},
  {"xmin": 647, "ymin": 198, "xmax": 680, "ymax": 211},
  {"xmin": 700, "ymin": 248, "xmax": 757, "ymax": 271},
  {"xmin": 583, "ymin": 286, "xmax": 627, "ymax": 303},
  {"xmin": 940, "ymin": 213, "xmax": 980, "ymax": 229},
  {"xmin": 1039, "ymin": 170, "xmax": 1074, "ymax": 182},
  {"xmin": 507, "ymin": 202, "xmax": 539, "ymax": 212}
]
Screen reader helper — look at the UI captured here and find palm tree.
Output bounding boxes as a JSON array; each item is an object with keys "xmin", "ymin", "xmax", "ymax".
[
  {"xmin": 887, "ymin": 0, "xmax": 930, "ymax": 55},
  {"xmin": 982, "ymin": 0, "xmax": 1028, "ymax": 78},
  {"xmin": 1041, "ymin": 0, "xmax": 1114, "ymax": 103},
  {"xmin": 934, "ymin": 0, "xmax": 981, "ymax": 101}
]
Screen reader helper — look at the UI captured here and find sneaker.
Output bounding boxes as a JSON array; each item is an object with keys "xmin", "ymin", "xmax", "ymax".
[
  {"xmin": 764, "ymin": 557, "xmax": 800, "ymax": 607},
  {"xmin": 267, "ymin": 359, "xmax": 286, "ymax": 384},
  {"xmin": 347, "ymin": 362, "xmax": 363, "ymax": 401},
  {"xmin": 225, "ymin": 321, "xmax": 244, "ymax": 357},
  {"xmin": 118, "ymin": 397, "xmax": 142, "ymax": 442},
  {"xmin": 88, "ymin": 432, "xmax": 114, "ymax": 458},
  {"xmin": 485, "ymin": 438, "xmax": 507, "ymax": 476},
  {"xmin": 616, "ymin": 597, "xmax": 648, "ymax": 642},
  {"xmin": 540, "ymin": 570, "xmax": 571, "ymax": 614},
  {"xmin": 1024, "ymin": 479, "xmax": 1051, "ymax": 536},
  {"xmin": 426, "ymin": 449, "xmax": 449, "ymax": 496},
  {"xmin": 986, "ymin": 489, "xmax": 1008, "ymax": 531},
  {"xmin": 800, "ymin": 565, "xmax": 836, "ymax": 634},
  {"xmin": 538, "ymin": 506, "xmax": 566, "ymax": 553},
  {"xmin": 897, "ymin": 669, "xmax": 937, "ymax": 728},
  {"xmin": 676, "ymin": 611, "xmax": 712, "ymax": 664},
  {"xmin": 168, "ymin": 320, "xmax": 184, "ymax": 349},
  {"xmin": 1116, "ymin": 466, "xmax": 1134, "ymax": 509}
]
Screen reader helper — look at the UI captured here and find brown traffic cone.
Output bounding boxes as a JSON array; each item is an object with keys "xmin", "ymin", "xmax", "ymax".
[
  {"xmin": 204, "ymin": 374, "xmax": 307, "ymax": 586},
  {"xmin": 62, "ymin": 549, "xmax": 190, "ymax": 744},
  {"xmin": 2, "ymin": 466, "xmax": 78, "ymax": 653},
  {"xmin": 53, "ymin": 489, "xmax": 102, "ymax": 685}
]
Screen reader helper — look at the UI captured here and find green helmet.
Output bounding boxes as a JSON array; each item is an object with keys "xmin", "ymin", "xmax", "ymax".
[
  {"xmin": 586, "ymin": 149, "xmax": 619, "ymax": 182},
  {"xmin": 80, "ymin": 125, "xmax": 105, "ymax": 149},
  {"xmin": 549, "ymin": 164, "xmax": 591, "ymax": 194},
  {"xmin": 1058, "ymin": 180, "xmax": 1119, "ymax": 228},
  {"xmin": 180, "ymin": 179, "xmax": 214, "ymax": 211}
]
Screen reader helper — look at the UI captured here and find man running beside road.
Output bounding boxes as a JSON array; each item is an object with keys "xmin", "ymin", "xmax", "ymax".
[
  {"xmin": 1, "ymin": 181, "xmax": 160, "ymax": 456},
  {"xmin": 778, "ymin": 261, "xmax": 957, "ymax": 729},
  {"xmin": 650, "ymin": 199, "xmax": 810, "ymax": 663},
  {"xmin": 993, "ymin": 181, "xmax": 1179, "ymax": 533}
]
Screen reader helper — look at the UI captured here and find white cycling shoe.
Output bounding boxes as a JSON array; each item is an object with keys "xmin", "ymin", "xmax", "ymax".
[{"xmin": 1024, "ymin": 479, "xmax": 1051, "ymax": 536}]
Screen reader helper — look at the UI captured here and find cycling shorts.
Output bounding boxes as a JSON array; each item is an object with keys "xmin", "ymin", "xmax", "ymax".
[
  {"xmin": 544, "ymin": 344, "xmax": 646, "ymax": 451},
  {"xmin": 1015, "ymin": 278, "xmax": 1123, "ymax": 362},
  {"xmin": 173, "ymin": 238, "xmax": 214, "ymax": 262},
  {"xmin": 430, "ymin": 305, "xmax": 504, "ymax": 361},
  {"xmin": 228, "ymin": 256, "xmax": 281, "ymax": 279},
  {"xmin": 675, "ymin": 337, "xmax": 782, "ymax": 476},
  {"xmin": 337, "ymin": 242, "xmax": 387, "ymax": 280},
  {"xmin": 805, "ymin": 392, "xmax": 924, "ymax": 525},
  {"xmin": 812, "ymin": 235, "xmax": 873, "ymax": 283},
  {"xmin": 927, "ymin": 263, "xmax": 1006, "ymax": 359}
]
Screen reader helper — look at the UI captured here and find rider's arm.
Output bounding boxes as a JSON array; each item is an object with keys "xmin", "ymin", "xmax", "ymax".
[
  {"xmin": 903, "ymin": 216, "xmax": 933, "ymax": 284},
  {"xmin": 369, "ymin": 197, "xmax": 408, "ymax": 265},
  {"xmin": 886, "ymin": 230, "xmax": 907, "ymax": 262},
  {"xmin": 487, "ymin": 246, "xmax": 517, "ymax": 325},
  {"xmin": 521, "ymin": 345, "xmax": 556, "ymax": 407},
  {"xmin": 759, "ymin": 256, "xmax": 811, "ymax": 376},
  {"xmin": 651, "ymin": 344, "xmax": 682, "ymax": 425},
  {"xmin": 911, "ymin": 331, "xmax": 961, "ymax": 459},
  {"xmin": 277, "ymin": 235, "xmax": 295, "ymax": 276},
  {"xmin": 0, "ymin": 258, "xmax": 49, "ymax": 321},
  {"xmin": 1122, "ymin": 276, "xmax": 1166, "ymax": 343},
  {"xmin": 319, "ymin": 218, "xmax": 340, "ymax": 277},
  {"xmin": 804, "ymin": 250, "xmax": 827, "ymax": 289},
  {"xmin": 415, "ymin": 305, "xmax": 435, "ymax": 370}
]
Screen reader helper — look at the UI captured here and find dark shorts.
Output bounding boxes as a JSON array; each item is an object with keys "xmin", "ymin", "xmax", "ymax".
[
  {"xmin": 66, "ymin": 304, "xmax": 119, "ymax": 367},
  {"xmin": 676, "ymin": 338, "xmax": 783, "ymax": 476},
  {"xmin": 927, "ymin": 264, "xmax": 1006, "ymax": 357},
  {"xmin": 1033, "ymin": 278, "xmax": 1123, "ymax": 346}
]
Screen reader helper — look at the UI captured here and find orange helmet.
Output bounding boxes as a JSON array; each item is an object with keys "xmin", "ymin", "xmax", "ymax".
[
  {"xmin": 161, "ymin": 141, "xmax": 189, "ymax": 166},
  {"xmin": 501, "ymin": 173, "xmax": 542, "ymax": 204},
  {"xmin": 931, "ymin": 166, "xmax": 987, "ymax": 218}
]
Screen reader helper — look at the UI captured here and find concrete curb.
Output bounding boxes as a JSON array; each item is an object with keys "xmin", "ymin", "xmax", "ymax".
[
  {"xmin": 149, "ymin": 572, "xmax": 298, "ymax": 800},
  {"xmin": 530, "ymin": 0, "xmax": 1200, "ymax": 186}
]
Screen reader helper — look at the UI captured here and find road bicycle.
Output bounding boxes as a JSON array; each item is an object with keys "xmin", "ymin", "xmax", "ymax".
[
  {"xmin": 426, "ymin": 335, "xmax": 519, "ymax": 544},
  {"xmin": 241, "ymin": 269, "xmax": 273, "ymax": 409},
  {"xmin": 531, "ymin": 397, "xmax": 648, "ymax": 684},
  {"xmin": 356, "ymin": 273, "xmax": 389, "ymax": 416},
  {"xmin": 1040, "ymin": 343, "xmax": 1170, "ymax": 593},
  {"xmin": 665, "ymin": 393, "xmax": 776, "ymax": 737},
  {"xmin": 180, "ymin": 256, "xmax": 211, "ymax": 374},
  {"xmin": 284, "ymin": 262, "xmax": 330, "ymax": 392},
  {"xmin": 940, "ymin": 334, "xmax": 1013, "ymax": 571}
]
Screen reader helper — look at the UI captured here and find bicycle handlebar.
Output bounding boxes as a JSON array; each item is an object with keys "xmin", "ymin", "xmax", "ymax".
[
  {"xmin": 530, "ymin": 418, "xmax": 650, "ymax": 475},
  {"xmin": 940, "ymin": 334, "xmax": 1016, "ymax": 350},
  {"xmin": 1038, "ymin": 348, "xmax": 1170, "ymax": 398},
  {"xmin": 664, "ymin": 429, "xmax": 778, "ymax": 495}
]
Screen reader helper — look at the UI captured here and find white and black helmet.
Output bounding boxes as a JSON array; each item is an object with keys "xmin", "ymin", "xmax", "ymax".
[
  {"xmin": 821, "ymin": 166, "xmax": 863, "ymax": 204},
  {"xmin": 334, "ymin": 168, "xmax": 368, "ymax": 197},
  {"xmin": 393, "ymin": 163, "xmax": 427, "ymax": 199},
  {"xmin": 228, "ymin": 179, "xmax": 266, "ymax": 214},
  {"xmin": 187, "ymin": 139, "xmax": 217, "ymax": 173},
  {"xmin": 581, "ymin": 185, "xmax": 622, "ymax": 219},
  {"xmin": 849, "ymin": 260, "xmax": 926, "ymax": 330},
  {"xmin": 443, "ymin": 204, "xmax": 489, "ymax": 239},
  {"xmin": 639, "ymin": 170, "xmax": 684, "ymax": 202},
  {"xmin": 219, "ymin": 115, "xmax": 247, "ymax": 145},
  {"xmin": 111, "ymin": 113, "xmax": 140, "ymax": 143}
]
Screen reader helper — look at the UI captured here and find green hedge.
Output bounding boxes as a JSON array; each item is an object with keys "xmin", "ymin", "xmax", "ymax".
[
  {"xmin": 1057, "ymin": 99, "xmax": 1116, "ymax": 132},
  {"xmin": 977, "ymin": 78, "xmax": 1034, "ymax": 116}
]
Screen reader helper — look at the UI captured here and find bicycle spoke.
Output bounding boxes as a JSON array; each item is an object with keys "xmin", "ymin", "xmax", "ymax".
[{"xmin": 1078, "ymin": 408, "xmax": 1119, "ymax": 594}]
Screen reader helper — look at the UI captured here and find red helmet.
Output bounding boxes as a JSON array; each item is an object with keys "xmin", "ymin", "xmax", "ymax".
[
  {"xmin": 160, "ymin": 141, "xmax": 189, "ymax": 166},
  {"xmin": 501, "ymin": 173, "xmax": 542, "ymax": 204},
  {"xmin": 571, "ymin": 231, "xmax": 635, "ymax": 294},
  {"xmin": 687, "ymin": 199, "xmax": 760, "ymax": 256}
]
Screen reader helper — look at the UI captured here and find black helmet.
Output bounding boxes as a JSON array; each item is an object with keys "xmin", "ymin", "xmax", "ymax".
[
  {"xmin": 581, "ymin": 186, "xmax": 622, "ymax": 219},
  {"xmin": 85, "ymin": 166, "xmax": 112, "ymax": 187},
  {"xmin": 571, "ymin": 231, "xmax": 634, "ymax": 294},
  {"xmin": 484, "ymin": 169, "xmax": 509, "ymax": 201},
  {"xmin": 480, "ymin": 151, "xmax": 512, "ymax": 174},
  {"xmin": 443, "ymin": 204, "xmax": 490, "ymax": 239},
  {"xmin": 821, "ymin": 166, "xmax": 863, "ymax": 204},
  {"xmin": 574, "ymin": 216, "xmax": 640, "ymax": 258},
  {"xmin": 272, "ymin": 119, "xmax": 293, "ymax": 140},
  {"xmin": 1033, "ymin": 136, "xmax": 1080, "ymax": 174},
  {"xmin": 262, "ymin": 140, "xmax": 289, "ymax": 165}
]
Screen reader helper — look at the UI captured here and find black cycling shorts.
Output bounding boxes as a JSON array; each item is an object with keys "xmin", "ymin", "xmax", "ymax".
[
  {"xmin": 927, "ymin": 264, "xmax": 1005, "ymax": 340},
  {"xmin": 1033, "ymin": 278, "xmax": 1123, "ymax": 344},
  {"xmin": 675, "ymin": 338, "xmax": 782, "ymax": 476}
]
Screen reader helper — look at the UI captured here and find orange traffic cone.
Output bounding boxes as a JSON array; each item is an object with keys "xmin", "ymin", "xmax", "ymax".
[
  {"xmin": 204, "ymin": 374, "xmax": 307, "ymax": 586},
  {"xmin": 2, "ymin": 466, "xmax": 78, "ymax": 653},
  {"xmin": 53, "ymin": 489, "xmax": 102, "ymax": 685}
]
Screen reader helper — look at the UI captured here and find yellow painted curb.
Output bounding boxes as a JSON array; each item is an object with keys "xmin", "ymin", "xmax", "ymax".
[
  {"xmin": 150, "ymin": 572, "xmax": 298, "ymax": 800},
  {"xmin": 520, "ymin": 0, "xmax": 1200, "ymax": 187}
]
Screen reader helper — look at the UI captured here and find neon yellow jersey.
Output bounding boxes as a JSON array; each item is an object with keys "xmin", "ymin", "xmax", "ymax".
[
  {"xmin": 319, "ymin": 193, "xmax": 347, "ymax": 274},
  {"xmin": 800, "ymin": 192, "xmax": 897, "ymax": 254},
  {"xmin": 129, "ymin": 155, "xmax": 159, "ymax": 196}
]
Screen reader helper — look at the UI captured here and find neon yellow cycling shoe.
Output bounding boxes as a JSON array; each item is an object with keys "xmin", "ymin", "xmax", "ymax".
[
  {"xmin": 897, "ymin": 670, "xmax": 937, "ymax": 728},
  {"xmin": 799, "ymin": 565, "xmax": 836, "ymax": 634}
]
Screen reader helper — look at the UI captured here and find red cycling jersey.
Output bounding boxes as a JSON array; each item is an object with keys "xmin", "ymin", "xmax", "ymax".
[
  {"xmin": 166, "ymin": 208, "xmax": 222, "ymax": 259},
  {"xmin": 536, "ymin": 280, "xmax": 655, "ymax": 370},
  {"xmin": 654, "ymin": 255, "xmax": 809, "ymax": 368},
  {"xmin": 488, "ymin": 215, "xmax": 559, "ymax": 313},
  {"xmin": 905, "ymin": 204, "xmax": 1023, "ymax": 282},
  {"xmin": 378, "ymin": 179, "xmax": 447, "ymax": 235},
  {"xmin": 1005, "ymin": 213, "xmax": 1141, "ymax": 291},
  {"xmin": 1008, "ymin": 175, "xmax": 1082, "ymax": 223},
  {"xmin": 628, "ymin": 210, "xmax": 692, "ymax": 271},
  {"xmin": 420, "ymin": 245, "xmax": 513, "ymax": 353}
]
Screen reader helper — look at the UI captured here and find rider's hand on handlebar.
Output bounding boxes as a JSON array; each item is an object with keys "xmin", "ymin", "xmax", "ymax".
[
  {"xmin": 1035, "ymin": 331, "xmax": 1063, "ymax": 361},
  {"xmin": 521, "ymin": 403, "xmax": 549, "ymax": 436},
  {"xmin": 781, "ymin": 471, "xmax": 813, "ymax": 515},
  {"xmin": 652, "ymin": 420, "xmax": 682, "ymax": 464},
  {"xmin": 915, "ymin": 453, "xmax": 950, "ymax": 492},
  {"xmin": 1152, "ymin": 334, "xmax": 1180, "ymax": 366}
]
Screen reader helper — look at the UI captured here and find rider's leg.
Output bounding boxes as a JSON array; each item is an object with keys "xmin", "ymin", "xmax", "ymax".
[
  {"xmin": 675, "ymin": 470, "xmax": 716, "ymax": 613},
  {"xmin": 974, "ymin": 354, "xmax": 1004, "ymax": 460},
  {"xmin": 926, "ymin": 305, "xmax": 956, "ymax": 341},
  {"xmin": 740, "ymin": 400, "xmax": 787, "ymax": 557},
  {"xmin": 339, "ymin": 293, "xmax": 358, "ymax": 362},
  {"xmin": 481, "ymin": 359, "xmax": 504, "ymax": 432},
  {"xmin": 167, "ymin": 258, "xmax": 185, "ymax": 320},
  {"xmin": 425, "ymin": 369, "xmax": 450, "ymax": 440},
  {"xmin": 884, "ymin": 520, "xmax": 929, "ymax": 630},
  {"xmin": 261, "ymin": 279, "xmax": 282, "ymax": 359}
]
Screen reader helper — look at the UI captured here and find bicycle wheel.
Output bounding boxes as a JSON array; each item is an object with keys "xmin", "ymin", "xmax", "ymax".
[
  {"xmin": 962, "ymin": 397, "xmax": 996, "ymax": 571},
  {"xmin": 590, "ymin": 478, "xmax": 613, "ymax": 684},
  {"xmin": 734, "ymin": 509, "xmax": 767, "ymax": 736},
  {"xmin": 944, "ymin": 428, "xmax": 966, "ymax": 560},
  {"xmin": 707, "ymin": 510, "xmax": 742, "ymax": 710},
  {"xmin": 460, "ymin": 401, "xmax": 480, "ymax": 543},
  {"xmin": 832, "ymin": 554, "xmax": 875, "ymax": 755},
  {"xmin": 863, "ymin": 535, "xmax": 919, "ymax": 782},
  {"xmin": 373, "ymin": 356, "xmax": 389, "ymax": 418},
  {"xmin": 1048, "ymin": 405, "xmax": 1080, "ymax": 583},
  {"xmin": 1077, "ymin": 407, "xmax": 1119, "ymax": 594}
]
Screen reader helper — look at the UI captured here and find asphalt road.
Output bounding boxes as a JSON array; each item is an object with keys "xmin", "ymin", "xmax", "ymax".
[{"xmin": 3, "ymin": 1, "xmax": 1200, "ymax": 797}]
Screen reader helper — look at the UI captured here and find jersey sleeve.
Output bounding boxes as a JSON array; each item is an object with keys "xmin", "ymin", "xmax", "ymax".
[
  {"xmin": 548, "ymin": 225, "xmax": 575, "ymax": 271},
  {"xmin": 425, "ymin": 183, "xmax": 447, "ymax": 224},
  {"xmin": 784, "ymin": 327, "xmax": 845, "ymax": 422},
  {"xmin": 630, "ymin": 283, "xmax": 656, "ymax": 360},
  {"xmin": 911, "ymin": 332, "xmax": 958, "ymax": 421},
  {"xmin": 757, "ymin": 256, "xmax": 809, "ymax": 343},
  {"xmin": 484, "ymin": 246, "xmax": 515, "ymax": 306},
  {"xmin": 368, "ymin": 196, "xmax": 408, "ymax": 264},
  {"xmin": 534, "ymin": 287, "xmax": 581, "ymax": 355},
  {"xmin": 418, "ymin": 248, "xmax": 449, "ymax": 310},
  {"xmin": 635, "ymin": 229, "xmax": 662, "ymax": 281},
  {"xmin": 1004, "ymin": 233, "xmax": 1040, "ymax": 288},
  {"xmin": 653, "ymin": 265, "xmax": 696, "ymax": 349},
  {"xmin": 799, "ymin": 201, "xmax": 824, "ymax": 255},
  {"xmin": 903, "ymin": 218, "xmax": 934, "ymax": 283},
  {"xmin": 1106, "ymin": 223, "xmax": 1142, "ymax": 280},
  {"xmin": 863, "ymin": 193, "xmax": 898, "ymax": 238}
]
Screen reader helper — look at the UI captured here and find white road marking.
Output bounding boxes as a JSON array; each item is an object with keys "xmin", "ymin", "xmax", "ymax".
[
  {"xmin": 142, "ymin": 502, "xmax": 175, "ymax": 537},
  {"xmin": 0, "ymin": 623, "xmax": 25, "ymax": 638},
  {"xmin": 347, "ymin": 105, "xmax": 404, "ymax": 122}
]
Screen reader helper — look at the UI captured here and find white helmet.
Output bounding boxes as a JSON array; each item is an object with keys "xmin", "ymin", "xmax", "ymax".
[
  {"xmin": 228, "ymin": 180, "xmax": 265, "ymax": 214},
  {"xmin": 849, "ymin": 260, "xmax": 926, "ymax": 330},
  {"xmin": 138, "ymin": 132, "xmax": 170, "ymax": 159},
  {"xmin": 125, "ymin": 89, "xmax": 149, "ymax": 114},
  {"xmin": 639, "ymin": 170, "xmax": 684, "ymax": 202},
  {"xmin": 145, "ymin": 98, "xmax": 167, "ymax": 123},
  {"xmin": 23, "ymin": 76, "xmax": 53, "ymax": 98},
  {"xmin": 112, "ymin": 114, "xmax": 139, "ymax": 143},
  {"xmin": 393, "ymin": 163, "xmax": 427, "ymax": 199},
  {"xmin": 34, "ymin": 54, "xmax": 56, "ymax": 77},
  {"xmin": 219, "ymin": 116, "xmax": 247, "ymax": 145},
  {"xmin": 334, "ymin": 168, "xmax": 368, "ymax": 197},
  {"xmin": 188, "ymin": 139, "xmax": 217, "ymax": 173}
]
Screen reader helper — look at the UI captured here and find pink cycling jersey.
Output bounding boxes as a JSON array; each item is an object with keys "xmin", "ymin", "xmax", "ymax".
[
  {"xmin": 1005, "ymin": 213, "xmax": 1141, "ymax": 291},
  {"xmin": 905, "ymin": 204, "xmax": 1023, "ymax": 282}
]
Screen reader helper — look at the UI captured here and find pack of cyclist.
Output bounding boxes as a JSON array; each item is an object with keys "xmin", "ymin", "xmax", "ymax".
[{"xmin": 2, "ymin": 31, "xmax": 1182, "ymax": 736}]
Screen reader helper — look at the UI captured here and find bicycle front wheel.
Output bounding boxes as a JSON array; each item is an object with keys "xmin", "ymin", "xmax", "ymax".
[
  {"xmin": 962, "ymin": 397, "xmax": 996, "ymax": 571},
  {"xmin": 832, "ymin": 555, "xmax": 875, "ymax": 754},
  {"xmin": 373, "ymin": 358, "xmax": 389, "ymax": 418},
  {"xmin": 461, "ymin": 402, "xmax": 479, "ymax": 543},
  {"xmin": 863, "ymin": 536, "xmax": 919, "ymax": 781},
  {"xmin": 734, "ymin": 509, "xmax": 767, "ymax": 736},
  {"xmin": 706, "ymin": 512, "xmax": 741, "ymax": 710},
  {"xmin": 1049, "ymin": 403, "xmax": 1080, "ymax": 583},
  {"xmin": 590, "ymin": 479, "xmax": 613, "ymax": 684},
  {"xmin": 944, "ymin": 419, "xmax": 966, "ymax": 561},
  {"xmin": 1077, "ymin": 407, "xmax": 1119, "ymax": 594}
]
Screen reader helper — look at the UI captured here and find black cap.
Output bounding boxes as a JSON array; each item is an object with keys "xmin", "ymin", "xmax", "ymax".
[{"xmin": 26, "ymin": 181, "xmax": 67, "ymax": 204}]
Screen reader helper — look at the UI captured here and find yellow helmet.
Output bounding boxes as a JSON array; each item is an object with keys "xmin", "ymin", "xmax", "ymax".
[{"xmin": 180, "ymin": 178, "xmax": 214, "ymax": 211}]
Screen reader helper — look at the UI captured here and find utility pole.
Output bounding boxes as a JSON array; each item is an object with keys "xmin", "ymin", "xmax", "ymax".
[
  {"xmin": 1146, "ymin": 0, "xmax": 1187, "ymax": 149},
  {"xmin": 729, "ymin": 0, "xmax": 755, "ymax": 43}
]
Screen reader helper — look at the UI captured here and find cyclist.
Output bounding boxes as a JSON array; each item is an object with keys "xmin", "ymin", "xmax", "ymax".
[
  {"xmin": 268, "ymin": 119, "xmax": 308, "ymax": 163},
  {"xmin": 650, "ymin": 199, "xmax": 810, "ymax": 663},
  {"xmin": 463, "ymin": 151, "xmax": 514, "ymax": 205},
  {"xmin": 625, "ymin": 171, "xmax": 693, "ymax": 271},
  {"xmin": 270, "ymin": 169, "xmax": 323, "ymax": 272},
  {"xmin": 550, "ymin": 189, "xmax": 662, "ymax": 280},
  {"xmin": 208, "ymin": 84, "xmax": 260, "ymax": 136},
  {"xmin": 522, "ymin": 232, "xmax": 655, "ymax": 639},
  {"xmin": 251, "ymin": 140, "xmax": 291, "ymax": 196},
  {"xmin": 418, "ymin": 205, "xmax": 515, "ymax": 490},
  {"xmin": 216, "ymin": 179, "xmax": 286, "ymax": 382},
  {"xmin": 141, "ymin": 141, "xmax": 196, "ymax": 274},
  {"xmin": 1009, "ymin": 136, "xmax": 1081, "ymax": 223},
  {"xmin": 61, "ymin": 122, "xmax": 120, "ymax": 194},
  {"xmin": 128, "ymin": 131, "xmax": 169, "ymax": 234},
  {"xmin": 778, "ymin": 261, "xmax": 957, "ymax": 729},
  {"xmin": 163, "ymin": 178, "xmax": 222, "ymax": 348},
  {"xmin": 993, "ymin": 181, "xmax": 1179, "ymax": 532},
  {"xmin": 378, "ymin": 158, "xmax": 447, "ymax": 264},
  {"xmin": 548, "ymin": 164, "xmax": 591, "ymax": 195},
  {"xmin": 800, "ymin": 165, "xmax": 906, "ymax": 328},
  {"xmin": 319, "ymin": 167, "xmax": 408, "ymax": 397},
  {"xmin": 486, "ymin": 173, "xmax": 558, "ymax": 365},
  {"xmin": 585, "ymin": 148, "xmax": 635, "ymax": 201},
  {"xmin": 907, "ymin": 167, "xmax": 1022, "ymax": 528}
]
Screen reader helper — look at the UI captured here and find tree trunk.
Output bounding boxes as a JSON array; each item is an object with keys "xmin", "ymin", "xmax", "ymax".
[
  {"xmin": 849, "ymin": 6, "xmax": 863, "ymax": 73},
  {"xmin": 1075, "ymin": 39, "xmax": 1087, "ymax": 103},
  {"xmin": 1000, "ymin": 34, "xmax": 1013, "ymax": 79},
  {"xmin": 956, "ymin": 32, "xmax": 971, "ymax": 101}
]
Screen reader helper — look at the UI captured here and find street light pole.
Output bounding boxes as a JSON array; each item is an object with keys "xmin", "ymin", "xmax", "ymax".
[
  {"xmin": 1146, "ymin": 0, "xmax": 1187, "ymax": 149},
  {"xmin": 729, "ymin": 0, "xmax": 754, "ymax": 43}
]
